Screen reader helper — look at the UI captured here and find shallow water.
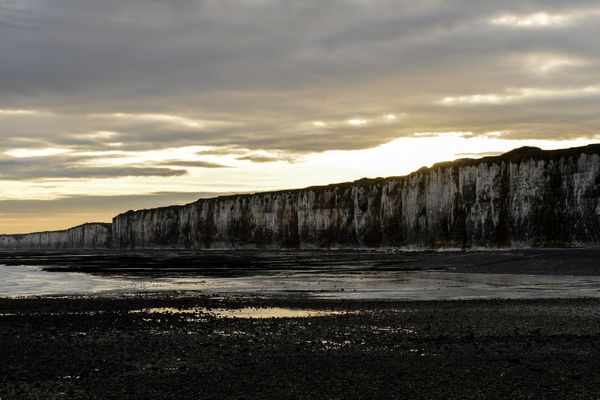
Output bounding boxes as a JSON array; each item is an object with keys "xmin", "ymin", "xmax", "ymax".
[
  {"xmin": 4, "ymin": 263, "xmax": 600, "ymax": 300},
  {"xmin": 0, "ymin": 264, "xmax": 151, "ymax": 296},
  {"xmin": 132, "ymin": 306, "xmax": 347, "ymax": 319}
]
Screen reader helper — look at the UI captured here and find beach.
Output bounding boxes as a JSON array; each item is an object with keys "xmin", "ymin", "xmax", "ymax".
[
  {"xmin": 1, "ymin": 249, "xmax": 600, "ymax": 398},
  {"xmin": 2, "ymin": 293, "xmax": 600, "ymax": 399}
]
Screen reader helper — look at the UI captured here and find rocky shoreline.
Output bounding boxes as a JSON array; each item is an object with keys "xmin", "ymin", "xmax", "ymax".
[{"xmin": 2, "ymin": 294, "xmax": 600, "ymax": 399}]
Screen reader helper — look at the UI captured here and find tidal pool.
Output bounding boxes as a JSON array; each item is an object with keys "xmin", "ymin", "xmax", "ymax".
[{"xmin": 131, "ymin": 306, "xmax": 348, "ymax": 319}]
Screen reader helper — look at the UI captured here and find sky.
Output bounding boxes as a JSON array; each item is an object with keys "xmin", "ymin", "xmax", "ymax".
[{"xmin": 2, "ymin": 0, "xmax": 600, "ymax": 233}]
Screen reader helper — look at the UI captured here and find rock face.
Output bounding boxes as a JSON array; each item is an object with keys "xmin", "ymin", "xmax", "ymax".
[
  {"xmin": 0, "ymin": 223, "xmax": 112, "ymax": 250},
  {"xmin": 112, "ymin": 145, "xmax": 600, "ymax": 249},
  {"xmin": 2, "ymin": 145, "xmax": 600, "ymax": 250}
]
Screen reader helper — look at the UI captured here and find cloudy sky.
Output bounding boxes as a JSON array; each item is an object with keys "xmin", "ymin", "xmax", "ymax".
[{"xmin": 2, "ymin": 0, "xmax": 600, "ymax": 233}]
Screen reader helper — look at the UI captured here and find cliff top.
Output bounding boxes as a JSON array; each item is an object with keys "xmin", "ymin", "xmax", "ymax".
[
  {"xmin": 430, "ymin": 144, "xmax": 600, "ymax": 169},
  {"xmin": 0, "ymin": 222, "xmax": 112, "ymax": 238},
  {"xmin": 114, "ymin": 143, "xmax": 600, "ymax": 218}
]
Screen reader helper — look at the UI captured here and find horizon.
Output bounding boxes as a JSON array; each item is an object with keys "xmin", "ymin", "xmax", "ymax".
[{"xmin": 3, "ymin": 0, "xmax": 600, "ymax": 233}]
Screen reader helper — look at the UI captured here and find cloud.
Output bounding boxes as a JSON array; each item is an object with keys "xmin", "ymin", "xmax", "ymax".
[
  {"xmin": 490, "ymin": 12, "xmax": 572, "ymax": 27},
  {"xmin": 236, "ymin": 154, "xmax": 295, "ymax": 163},
  {"xmin": 0, "ymin": 154, "xmax": 187, "ymax": 180},
  {"xmin": 489, "ymin": 9, "xmax": 600, "ymax": 28},
  {"xmin": 440, "ymin": 86, "xmax": 600, "ymax": 105},
  {"xmin": 155, "ymin": 159, "xmax": 230, "ymax": 168},
  {"xmin": 0, "ymin": 1, "xmax": 600, "ymax": 182},
  {"xmin": 0, "ymin": 108, "xmax": 47, "ymax": 115},
  {"xmin": 0, "ymin": 0, "xmax": 599, "ymax": 155},
  {"xmin": 96, "ymin": 112, "xmax": 238, "ymax": 130},
  {"xmin": 4, "ymin": 147, "xmax": 72, "ymax": 158},
  {"xmin": 520, "ymin": 53, "xmax": 588, "ymax": 74}
]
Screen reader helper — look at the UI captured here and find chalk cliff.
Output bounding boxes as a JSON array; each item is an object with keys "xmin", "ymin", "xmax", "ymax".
[
  {"xmin": 112, "ymin": 145, "xmax": 600, "ymax": 249},
  {"xmin": 2, "ymin": 145, "xmax": 600, "ymax": 250},
  {"xmin": 0, "ymin": 223, "xmax": 112, "ymax": 250}
]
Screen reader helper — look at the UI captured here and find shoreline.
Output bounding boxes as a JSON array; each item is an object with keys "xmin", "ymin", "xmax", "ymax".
[{"xmin": 3, "ymin": 293, "xmax": 600, "ymax": 399}]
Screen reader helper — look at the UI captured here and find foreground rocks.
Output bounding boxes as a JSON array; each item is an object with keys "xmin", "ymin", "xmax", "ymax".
[{"xmin": 2, "ymin": 295, "xmax": 600, "ymax": 399}]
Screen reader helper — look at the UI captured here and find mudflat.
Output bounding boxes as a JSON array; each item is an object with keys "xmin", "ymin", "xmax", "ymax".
[
  {"xmin": 2, "ymin": 249, "xmax": 600, "ymax": 299},
  {"xmin": 2, "ymin": 248, "xmax": 600, "ymax": 276},
  {"xmin": 2, "ymin": 294, "xmax": 600, "ymax": 399}
]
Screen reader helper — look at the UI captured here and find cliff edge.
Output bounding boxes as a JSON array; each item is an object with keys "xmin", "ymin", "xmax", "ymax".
[
  {"xmin": 0, "ymin": 223, "xmax": 112, "ymax": 250},
  {"xmin": 112, "ymin": 144, "xmax": 600, "ymax": 249}
]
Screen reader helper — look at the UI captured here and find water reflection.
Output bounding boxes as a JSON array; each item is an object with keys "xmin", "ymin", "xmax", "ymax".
[
  {"xmin": 4, "ymin": 263, "xmax": 600, "ymax": 300},
  {"xmin": 131, "ymin": 306, "xmax": 348, "ymax": 319}
]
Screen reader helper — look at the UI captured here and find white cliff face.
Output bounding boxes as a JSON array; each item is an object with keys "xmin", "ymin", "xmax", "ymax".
[
  {"xmin": 111, "ymin": 146, "xmax": 600, "ymax": 249},
  {"xmin": 0, "ymin": 223, "xmax": 112, "ymax": 250},
  {"xmin": 2, "ymin": 145, "xmax": 600, "ymax": 251}
]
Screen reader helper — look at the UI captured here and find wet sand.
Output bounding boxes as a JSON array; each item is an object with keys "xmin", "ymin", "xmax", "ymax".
[
  {"xmin": 2, "ymin": 248, "xmax": 600, "ymax": 299},
  {"xmin": 7, "ymin": 263, "xmax": 600, "ymax": 300},
  {"xmin": 2, "ymin": 248, "xmax": 600, "ymax": 277},
  {"xmin": 2, "ymin": 294, "xmax": 600, "ymax": 399}
]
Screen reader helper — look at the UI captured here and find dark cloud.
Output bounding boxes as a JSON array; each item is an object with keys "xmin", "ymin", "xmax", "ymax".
[
  {"xmin": 236, "ymin": 154, "xmax": 293, "ymax": 163},
  {"xmin": 196, "ymin": 147, "xmax": 246, "ymax": 156},
  {"xmin": 1, "ymin": 0, "xmax": 600, "ymax": 167},
  {"xmin": 156, "ymin": 160, "xmax": 230, "ymax": 168},
  {"xmin": 0, "ymin": 155, "xmax": 187, "ymax": 180}
]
